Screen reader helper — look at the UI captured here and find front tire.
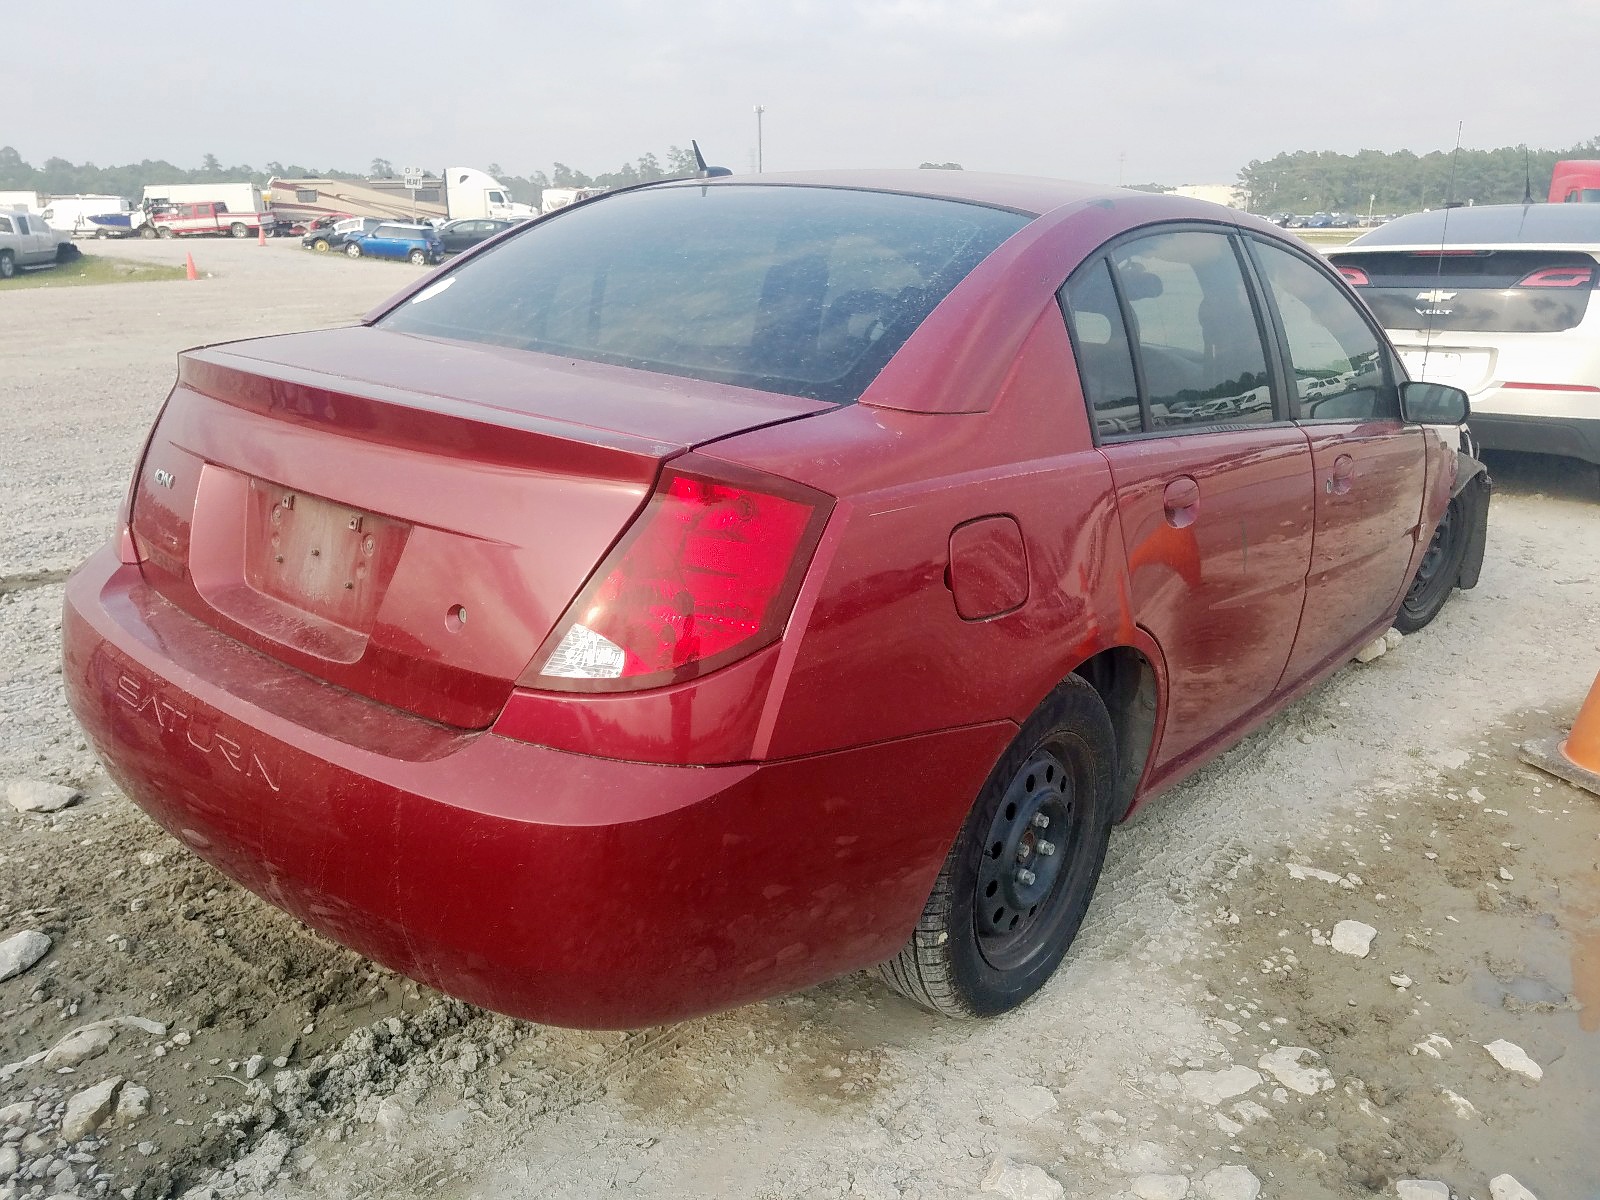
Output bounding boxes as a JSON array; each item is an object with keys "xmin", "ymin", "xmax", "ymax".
[
  {"xmin": 311, "ymin": 238, "xmax": 330, "ymax": 253},
  {"xmin": 1394, "ymin": 495, "xmax": 1469, "ymax": 633},
  {"xmin": 879, "ymin": 675, "xmax": 1117, "ymax": 1017},
  {"xmin": 345, "ymin": 242, "xmax": 363, "ymax": 258}
]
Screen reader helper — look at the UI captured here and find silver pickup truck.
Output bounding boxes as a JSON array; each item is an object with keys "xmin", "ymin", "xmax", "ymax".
[{"xmin": 0, "ymin": 211, "xmax": 77, "ymax": 278}]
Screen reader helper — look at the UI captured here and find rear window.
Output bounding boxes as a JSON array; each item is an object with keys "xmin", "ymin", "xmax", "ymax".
[
  {"xmin": 1331, "ymin": 248, "xmax": 1597, "ymax": 333},
  {"xmin": 378, "ymin": 183, "xmax": 1030, "ymax": 403}
]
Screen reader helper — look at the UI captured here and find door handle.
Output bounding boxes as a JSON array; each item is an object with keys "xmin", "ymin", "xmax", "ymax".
[
  {"xmin": 1162, "ymin": 476, "xmax": 1200, "ymax": 528},
  {"xmin": 1325, "ymin": 454, "xmax": 1355, "ymax": 495}
]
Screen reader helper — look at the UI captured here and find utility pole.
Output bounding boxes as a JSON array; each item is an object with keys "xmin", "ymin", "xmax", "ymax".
[{"xmin": 754, "ymin": 105, "xmax": 766, "ymax": 173}]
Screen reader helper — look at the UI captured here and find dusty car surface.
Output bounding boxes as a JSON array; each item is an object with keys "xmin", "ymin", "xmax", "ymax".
[{"xmin": 61, "ymin": 172, "xmax": 1490, "ymax": 1029}]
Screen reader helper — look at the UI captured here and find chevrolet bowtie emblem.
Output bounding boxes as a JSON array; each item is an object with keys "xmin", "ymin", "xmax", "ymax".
[{"xmin": 1415, "ymin": 289, "xmax": 1457, "ymax": 303}]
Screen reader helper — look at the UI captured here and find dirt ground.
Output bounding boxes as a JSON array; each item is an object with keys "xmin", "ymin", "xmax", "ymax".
[{"xmin": 2, "ymin": 238, "xmax": 1598, "ymax": 1200}]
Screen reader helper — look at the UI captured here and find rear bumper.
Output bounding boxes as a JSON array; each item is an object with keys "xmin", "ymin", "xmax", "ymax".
[
  {"xmin": 1469, "ymin": 411, "xmax": 1600, "ymax": 466},
  {"xmin": 62, "ymin": 546, "xmax": 1008, "ymax": 1028}
]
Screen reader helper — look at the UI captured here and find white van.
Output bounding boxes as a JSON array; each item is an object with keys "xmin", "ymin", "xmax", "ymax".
[{"xmin": 39, "ymin": 195, "xmax": 137, "ymax": 237}]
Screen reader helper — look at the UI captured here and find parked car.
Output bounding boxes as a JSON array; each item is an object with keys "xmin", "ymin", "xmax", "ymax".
[
  {"xmin": 62, "ymin": 173, "xmax": 1490, "ymax": 1030},
  {"xmin": 151, "ymin": 202, "xmax": 280, "ymax": 239},
  {"xmin": 1329, "ymin": 203, "xmax": 1600, "ymax": 466},
  {"xmin": 0, "ymin": 210, "xmax": 78, "ymax": 277},
  {"xmin": 343, "ymin": 222, "xmax": 445, "ymax": 265},
  {"xmin": 302, "ymin": 216, "xmax": 383, "ymax": 253},
  {"xmin": 437, "ymin": 217, "xmax": 518, "ymax": 255}
]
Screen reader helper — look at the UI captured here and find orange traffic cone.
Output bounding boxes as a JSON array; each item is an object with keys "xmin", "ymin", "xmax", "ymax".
[
  {"xmin": 184, "ymin": 253, "xmax": 197, "ymax": 281},
  {"xmin": 258, "ymin": 225, "xmax": 266, "ymax": 246},
  {"xmin": 1520, "ymin": 665, "xmax": 1600, "ymax": 796}
]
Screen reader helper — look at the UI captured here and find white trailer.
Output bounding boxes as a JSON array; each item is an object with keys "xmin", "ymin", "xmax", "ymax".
[
  {"xmin": 443, "ymin": 168, "xmax": 538, "ymax": 221},
  {"xmin": 143, "ymin": 182, "xmax": 268, "ymax": 214},
  {"xmin": 539, "ymin": 186, "xmax": 606, "ymax": 215},
  {"xmin": 0, "ymin": 190, "xmax": 46, "ymax": 213}
]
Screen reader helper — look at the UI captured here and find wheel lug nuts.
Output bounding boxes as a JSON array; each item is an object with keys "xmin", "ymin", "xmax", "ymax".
[
  {"xmin": 1016, "ymin": 844, "xmax": 1032, "ymax": 861},
  {"xmin": 1031, "ymin": 813, "xmax": 1050, "ymax": 830},
  {"xmin": 1016, "ymin": 868, "xmax": 1037, "ymax": 886},
  {"xmin": 1036, "ymin": 840, "xmax": 1056, "ymax": 857}
]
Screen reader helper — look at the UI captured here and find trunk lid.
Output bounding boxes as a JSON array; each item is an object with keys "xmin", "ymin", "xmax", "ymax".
[{"xmin": 129, "ymin": 327, "xmax": 828, "ymax": 728}]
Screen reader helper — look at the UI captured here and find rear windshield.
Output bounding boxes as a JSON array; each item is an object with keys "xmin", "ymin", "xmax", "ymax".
[
  {"xmin": 1349, "ymin": 203, "xmax": 1600, "ymax": 247},
  {"xmin": 378, "ymin": 183, "xmax": 1030, "ymax": 403},
  {"xmin": 1331, "ymin": 248, "xmax": 1597, "ymax": 332}
]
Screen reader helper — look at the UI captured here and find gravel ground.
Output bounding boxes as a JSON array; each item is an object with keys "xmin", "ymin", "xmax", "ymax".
[{"xmin": 2, "ymin": 238, "xmax": 1598, "ymax": 1200}]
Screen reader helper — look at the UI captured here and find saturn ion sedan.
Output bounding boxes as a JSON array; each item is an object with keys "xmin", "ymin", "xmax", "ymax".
[{"xmin": 63, "ymin": 172, "xmax": 1491, "ymax": 1029}]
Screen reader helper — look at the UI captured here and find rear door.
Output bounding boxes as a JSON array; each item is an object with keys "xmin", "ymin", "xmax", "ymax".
[
  {"xmin": 1062, "ymin": 227, "xmax": 1315, "ymax": 773},
  {"xmin": 1246, "ymin": 237, "xmax": 1425, "ymax": 684}
]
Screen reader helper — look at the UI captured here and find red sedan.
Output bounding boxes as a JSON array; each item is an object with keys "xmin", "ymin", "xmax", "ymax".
[{"xmin": 62, "ymin": 172, "xmax": 1490, "ymax": 1028}]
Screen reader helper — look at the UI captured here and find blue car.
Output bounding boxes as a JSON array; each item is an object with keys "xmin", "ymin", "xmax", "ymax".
[{"xmin": 344, "ymin": 222, "xmax": 444, "ymax": 265}]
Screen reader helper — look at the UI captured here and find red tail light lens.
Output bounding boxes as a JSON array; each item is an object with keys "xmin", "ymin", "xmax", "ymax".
[
  {"xmin": 1335, "ymin": 265, "xmax": 1370, "ymax": 286},
  {"xmin": 525, "ymin": 458, "xmax": 831, "ymax": 692},
  {"xmin": 1514, "ymin": 265, "xmax": 1595, "ymax": 288}
]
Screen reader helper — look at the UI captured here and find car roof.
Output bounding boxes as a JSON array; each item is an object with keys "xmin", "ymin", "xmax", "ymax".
[
  {"xmin": 1340, "ymin": 203, "xmax": 1600, "ymax": 251},
  {"xmin": 651, "ymin": 170, "xmax": 1238, "ymax": 222}
]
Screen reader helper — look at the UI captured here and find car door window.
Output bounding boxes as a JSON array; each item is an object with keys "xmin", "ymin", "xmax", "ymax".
[
  {"xmin": 1, "ymin": 215, "xmax": 15, "ymax": 234},
  {"xmin": 1110, "ymin": 231, "xmax": 1274, "ymax": 431},
  {"xmin": 1251, "ymin": 240, "xmax": 1397, "ymax": 421},
  {"xmin": 1060, "ymin": 260, "xmax": 1141, "ymax": 438}
]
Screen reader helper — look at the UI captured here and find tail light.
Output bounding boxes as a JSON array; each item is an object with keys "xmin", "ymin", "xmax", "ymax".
[
  {"xmin": 1514, "ymin": 265, "xmax": 1595, "ymax": 288},
  {"xmin": 1335, "ymin": 265, "xmax": 1370, "ymax": 286},
  {"xmin": 522, "ymin": 456, "xmax": 832, "ymax": 692}
]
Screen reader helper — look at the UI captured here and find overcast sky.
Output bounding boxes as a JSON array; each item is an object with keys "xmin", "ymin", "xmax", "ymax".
[{"xmin": 11, "ymin": 0, "xmax": 1599, "ymax": 185}]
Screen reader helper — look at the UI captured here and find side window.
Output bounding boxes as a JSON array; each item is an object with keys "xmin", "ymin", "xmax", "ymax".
[
  {"xmin": 1110, "ymin": 231, "xmax": 1274, "ymax": 430},
  {"xmin": 1252, "ymin": 240, "xmax": 1396, "ymax": 421},
  {"xmin": 0, "ymin": 215, "xmax": 13, "ymax": 234},
  {"xmin": 1061, "ymin": 260, "xmax": 1141, "ymax": 438}
]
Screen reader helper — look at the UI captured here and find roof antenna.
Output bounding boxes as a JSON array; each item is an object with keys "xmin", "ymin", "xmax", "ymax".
[
  {"xmin": 1523, "ymin": 145, "xmax": 1534, "ymax": 205},
  {"xmin": 692, "ymin": 141, "xmax": 732, "ymax": 179}
]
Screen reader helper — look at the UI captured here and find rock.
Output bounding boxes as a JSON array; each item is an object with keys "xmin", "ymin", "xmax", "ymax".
[
  {"xmin": 1198, "ymin": 1165, "xmax": 1261, "ymax": 1200},
  {"xmin": 1287, "ymin": 864, "xmax": 1352, "ymax": 887},
  {"xmin": 0, "ymin": 931, "xmax": 52, "ymax": 982},
  {"xmin": 1232, "ymin": 1100, "xmax": 1272, "ymax": 1125},
  {"xmin": 43, "ymin": 1024, "xmax": 117, "ymax": 1069},
  {"xmin": 980, "ymin": 1156, "xmax": 1063, "ymax": 1200},
  {"xmin": 1003, "ymin": 1085, "xmax": 1059, "ymax": 1122},
  {"xmin": 1440, "ymin": 1088, "xmax": 1478, "ymax": 1119},
  {"xmin": 4, "ymin": 780, "xmax": 80, "ymax": 813},
  {"xmin": 1132, "ymin": 1174, "xmax": 1189, "ymax": 1199},
  {"xmin": 1383, "ymin": 627, "xmax": 1403, "ymax": 649},
  {"xmin": 1483, "ymin": 1040, "xmax": 1542, "ymax": 1081},
  {"xmin": 117, "ymin": 1017, "xmax": 166, "ymax": 1038},
  {"xmin": 1215, "ymin": 1114, "xmax": 1244, "ymax": 1136},
  {"xmin": 244, "ymin": 1055, "xmax": 266, "ymax": 1080},
  {"xmin": 1499, "ymin": 867, "xmax": 1514, "ymax": 881},
  {"xmin": 229, "ymin": 1130, "xmax": 291, "ymax": 1191},
  {"xmin": 375, "ymin": 1098, "xmax": 408, "ymax": 1139},
  {"xmin": 1390, "ymin": 974, "xmax": 1413, "ymax": 989},
  {"xmin": 1489, "ymin": 1176, "xmax": 1537, "ymax": 1200},
  {"xmin": 1258, "ymin": 1046, "xmax": 1334, "ymax": 1095},
  {"xmin": 1354, "ymin": 636, "xmax": 1387, "ymax": 663},
  {"xmin": 0, "ymin": 1145, "xmax": 18, "ymax": 1179},
  {"xmin": 1331, "ymin": 920, "xmax": 1377, "ymax": 957},
  {"xmin": 1181, "ymin": 1066, "xmax": 1262, "ymax": 1107},
  {"xmin": 1396, "ymin": 1183, "xmax": 1450, "ymax": 1200},
  {"xmin": 1412, "ymin": 1034, "xmax": 1452, "ymax": 1059},
  {"xmin": 112, "ymin": 1084, "xmax": 149, "ymax": 1128},
  {"xmin": 61, "ymin": 1078, "xmax": 122, "ymax": 1142},
  {"xmin": 0, "ymin": 1100, "xmax": 34, "ymax": 1127}
]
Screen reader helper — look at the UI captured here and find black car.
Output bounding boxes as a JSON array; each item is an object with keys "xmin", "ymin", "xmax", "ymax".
[
  {"xmin": 437, "ymin": 218, "xmax": 519, "ymax": 255},
  {"xmin": 302, "ymin": 217, "xmax": 385, "ymax": 253}
]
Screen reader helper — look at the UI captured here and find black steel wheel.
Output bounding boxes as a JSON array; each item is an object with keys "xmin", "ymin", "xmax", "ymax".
[
  {"xmin": 879, "ymin": 675, "xmax": 1117, "ymax": 1017},
  {"xmin": 1394, "ymin": 495, "xmax": 1468, "ymax": 633}
]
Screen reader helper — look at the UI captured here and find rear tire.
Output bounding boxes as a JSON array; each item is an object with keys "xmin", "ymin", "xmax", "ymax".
[
  {"xmin": 230, "ymin": 223, "xmax": 249, "ymax": 239},
  {"xmin": 345, "ymin": 242, "xmax": 362, "ymax": 258},
  {"xmin": 1394, "ymin": 495, "xmax": 1469, "ymax": 633},
  {"xmin": 408, "ymin": 248, "xmax": 426, "ymax": 265},
  {"xmin": 56, "ymin": 243, "xmax": 80, "ymax": 263},
  {"xmin": 878, "ymin": 675, "xmax": 1117, "ymax": 1017},
  {"xmin": 139, "ymin": 224, "xmax": 157, "ymax": 239},
  {"xmin": 0, "ymin": 251, "xmax": 14, "ymax": 280}
]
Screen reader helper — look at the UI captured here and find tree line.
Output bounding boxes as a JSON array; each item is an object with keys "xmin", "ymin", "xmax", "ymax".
[
  {"xmin": 6, "ymin": 140, "xmax": 1600, "ymax": 215},
  {"xmin": 1238, "ymin": 138, "xmax": 1600, "ymax": 214}
]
